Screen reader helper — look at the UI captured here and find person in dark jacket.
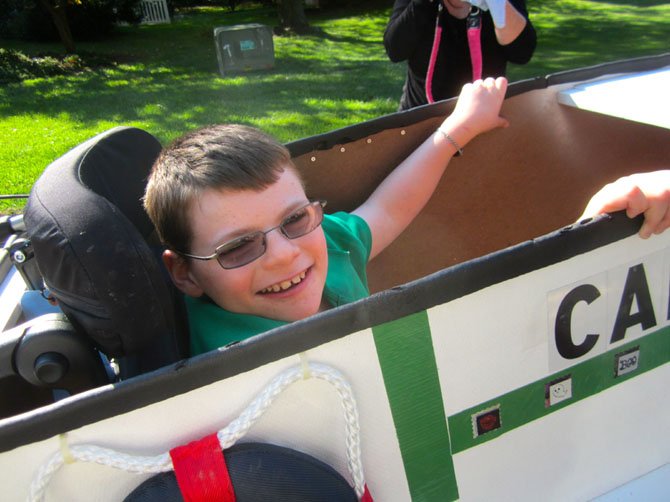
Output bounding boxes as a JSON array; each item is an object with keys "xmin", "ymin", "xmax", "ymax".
[{"xmin": 384, "ymin": 0, "xmax": 536, "ymax": 110}]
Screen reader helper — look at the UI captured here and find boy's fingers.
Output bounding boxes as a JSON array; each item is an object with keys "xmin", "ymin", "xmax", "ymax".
[
  {"xmin": 581, "ymin": 183, "xmax": 644, "ymax": 219},
  {"xmin": 640, "ymin": 198, "xmax": 670, "ymax": 238},
  {"xmin": 460, "ymin": 81, "xmax": 474, "ymax": 95},
  {"xmin": 578, "ymin": 188, "xmax": 625, "ymax": 220},
  {"xmin": 494, "ymin": 76, "xmax": 508, "ymax": 92},
  {"xmin": 655, "ymin": 209, "xmax": 670, "ymax": 234},
  {"xmin": 622, "ymin": 185, "xmax": 648, "ymax": 218},
  {"xmin": 579, "ymin": 179, "xmax": 670, "ymax": 239}
]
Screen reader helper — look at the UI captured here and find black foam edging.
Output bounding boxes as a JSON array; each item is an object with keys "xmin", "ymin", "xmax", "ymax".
[
  {"xmin": 0, "ymin": 211, "xmax": 642, "ymax": 453},
  {"xmin": 546, "ymin": 52, "xmax": 670, "ymax": 86}
]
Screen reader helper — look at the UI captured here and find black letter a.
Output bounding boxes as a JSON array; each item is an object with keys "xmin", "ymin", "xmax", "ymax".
[{"xmin": 611, "ymin": 264, "xmax": 657, "ymax": 343}]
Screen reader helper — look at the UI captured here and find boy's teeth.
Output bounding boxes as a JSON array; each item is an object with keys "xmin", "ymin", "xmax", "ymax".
[{"xmin": 262, "ymin": 271, "xmax": 306, "ymax": 294}]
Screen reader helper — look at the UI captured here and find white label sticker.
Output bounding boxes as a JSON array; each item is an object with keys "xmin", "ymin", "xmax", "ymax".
[
  {"xmin": 615, "ymin": 348, "xmax": 640, "ymax": 377},
  {"xmin": 545, "ymin": 375, "xmax": 572, "ymax": 407}
]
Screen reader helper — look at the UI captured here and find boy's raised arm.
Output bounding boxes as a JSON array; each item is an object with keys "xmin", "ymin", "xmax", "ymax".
[{"xmin": 353, "ymin": 77, "xmax": 509, "ymax": 260}]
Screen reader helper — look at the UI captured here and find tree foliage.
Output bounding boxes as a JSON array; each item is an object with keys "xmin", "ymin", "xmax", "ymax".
[
  {"xmin": 276, "ymin": 0, "xmax": 310, "ymax": 34},
  {"xmin": 0, "ymin": 0, "xmax": 142, "ymax": 53},
  {"xmin": 39, "ymin": 0, "xmax": 76, "ymax": 52}
]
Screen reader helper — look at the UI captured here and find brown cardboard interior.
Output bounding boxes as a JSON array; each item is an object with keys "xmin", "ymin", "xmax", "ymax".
[{"xmin": 293, "ymin": 84, "xmax": 670, "ymax": 293}]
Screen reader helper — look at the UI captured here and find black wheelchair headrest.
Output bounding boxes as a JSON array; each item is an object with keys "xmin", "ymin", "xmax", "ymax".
[{"xmin": 24, "ymin": 127, "xmax": 187, "ymax": 366}]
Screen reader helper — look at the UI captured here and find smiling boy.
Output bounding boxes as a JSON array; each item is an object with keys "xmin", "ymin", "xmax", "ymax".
[{"xmin": 145, "ymin": 78, "xmax": 510, "ymax": 355}]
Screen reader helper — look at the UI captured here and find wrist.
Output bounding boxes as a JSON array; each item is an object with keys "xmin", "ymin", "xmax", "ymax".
[
  {"xmin": 436, "ymin": 127, "xmax": 464, "ymax": 156},
  {"xmin": 438, "ymin": 117, "xmax": 475, "ymax": 148}
]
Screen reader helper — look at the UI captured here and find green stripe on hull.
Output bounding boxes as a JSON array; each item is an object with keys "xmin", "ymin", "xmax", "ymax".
[
  {"xmin": 372, "ymin": 311, "xmax": 459, "ymax": 502},
  {"xmin": 449, "ymin": 325, "xmax": 670, "ymax": 453}
]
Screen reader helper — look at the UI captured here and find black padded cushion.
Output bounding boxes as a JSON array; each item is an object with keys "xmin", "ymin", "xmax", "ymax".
[
  {"xmin": 124, "ymin": 442, "xmax": 358, "ymax": 501},
  {"xmin": 24, "ymin": 127, "xmax": 186, "ymax": 364}
]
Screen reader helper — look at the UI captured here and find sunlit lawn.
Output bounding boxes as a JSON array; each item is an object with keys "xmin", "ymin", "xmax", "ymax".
[{"xmin": 1, "ymin": 0, "xmax": 669, "ymax": 213}]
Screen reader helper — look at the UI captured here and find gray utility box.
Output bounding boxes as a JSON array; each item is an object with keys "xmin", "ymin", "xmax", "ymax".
[{"xmin": 213, "ymin": 24, "xmax": 274, "ymax": 77}]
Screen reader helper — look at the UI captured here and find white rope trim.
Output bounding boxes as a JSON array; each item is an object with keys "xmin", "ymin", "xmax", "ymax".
[
  {"xmin": 58, "ymin": 434, "xmax": 75, "ymax": 464},
  {"xmin": 299, "ymin": 352, "xmax": 312, "ymax": 379},
  {"xmin": 28, "ymin": 362, "xmax": 367, "ymax": 501}
]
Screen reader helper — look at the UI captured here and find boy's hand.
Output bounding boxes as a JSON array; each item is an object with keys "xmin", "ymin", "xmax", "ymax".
[
  {"xmin": 578, "ymin": 170, "xmax": 670, "ymax": 239},
  {"xmin": 442, "ymin": 77, "xmax": 509, "ymax": 147}
]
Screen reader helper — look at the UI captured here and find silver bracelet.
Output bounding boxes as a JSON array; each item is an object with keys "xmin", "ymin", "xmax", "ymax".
[{"xmin": 437, "ymin": 127, "xmax": 463, "ymax": 156}]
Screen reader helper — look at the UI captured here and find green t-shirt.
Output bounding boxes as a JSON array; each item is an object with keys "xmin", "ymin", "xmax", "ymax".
[{"xmin": 186, "ymin": 211, "xmax": 372, "ymax": 355}]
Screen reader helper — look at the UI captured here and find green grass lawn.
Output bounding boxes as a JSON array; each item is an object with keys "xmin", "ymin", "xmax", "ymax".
[{"xmin": 1, "ymin": 0, "xmax": 669, "ymax": 214}]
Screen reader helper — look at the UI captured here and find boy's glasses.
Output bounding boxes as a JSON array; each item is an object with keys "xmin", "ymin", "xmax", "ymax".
[{"xmin": 180, "ymin": 200, "xmax": 327, "ymax": 269}]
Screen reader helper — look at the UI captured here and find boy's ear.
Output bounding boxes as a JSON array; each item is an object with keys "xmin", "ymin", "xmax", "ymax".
[{"xmin": 162, "ymin": 249, "xmax": 205, "ymax": 298}]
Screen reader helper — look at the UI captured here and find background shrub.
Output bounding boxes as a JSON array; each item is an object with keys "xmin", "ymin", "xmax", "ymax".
[{"xmin": 0, "ymin": 0, "xmax": 143, "ymax": 43}]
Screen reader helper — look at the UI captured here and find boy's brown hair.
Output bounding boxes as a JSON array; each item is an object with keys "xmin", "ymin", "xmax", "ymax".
[{"xmin": 144, "ymin": 124, "xmax": 294, "ymax": 254}]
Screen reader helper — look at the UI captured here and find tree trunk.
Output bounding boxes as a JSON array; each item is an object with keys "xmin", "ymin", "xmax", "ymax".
[
  {"xmin": 39, "ymin": 0, "xmax": 76, "ymax": 53},
  {"xmin": 277, "ymin": 0, "xmax": 311, "ymax": 34}
]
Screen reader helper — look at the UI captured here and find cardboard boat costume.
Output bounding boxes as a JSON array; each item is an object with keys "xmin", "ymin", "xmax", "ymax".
[{"xmin": 0, "ymin": 54, "xmax": 669, "ymax": 501}]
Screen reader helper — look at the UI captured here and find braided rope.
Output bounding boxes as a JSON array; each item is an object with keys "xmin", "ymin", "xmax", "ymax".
[{"xmin": 29, "ymin": 362, "xmax": 366, "ymax": 501}]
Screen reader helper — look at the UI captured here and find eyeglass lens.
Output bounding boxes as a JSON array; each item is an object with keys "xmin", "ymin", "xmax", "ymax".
[{"xmin": 216, "ymin": 201, "xmax": 324, "ymax": 269}]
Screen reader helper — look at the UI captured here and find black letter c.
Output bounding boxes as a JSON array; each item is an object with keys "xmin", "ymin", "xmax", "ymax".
[{"xmin": 555, "ymin": 284, "xmax": 601, "ymax": 359}]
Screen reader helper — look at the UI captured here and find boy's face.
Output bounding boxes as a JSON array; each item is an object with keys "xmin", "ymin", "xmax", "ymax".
[{"xmin": 179, "ymin": 167, "xmax": 329, "ymax": 322}]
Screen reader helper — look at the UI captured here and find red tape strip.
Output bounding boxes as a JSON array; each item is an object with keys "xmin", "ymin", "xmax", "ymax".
[{"xmin": 169, "ymin": 433, "xmax": 235, "ymax": 502}]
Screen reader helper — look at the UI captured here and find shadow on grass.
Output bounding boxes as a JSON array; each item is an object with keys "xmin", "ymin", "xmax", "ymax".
[
  {"xmin": 0, "ymin": 57, "xmax": 403, "ymax": 142},
  {"xmin": 0, "ymin": 4, "xmax": 405, "ymax": 144}
]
